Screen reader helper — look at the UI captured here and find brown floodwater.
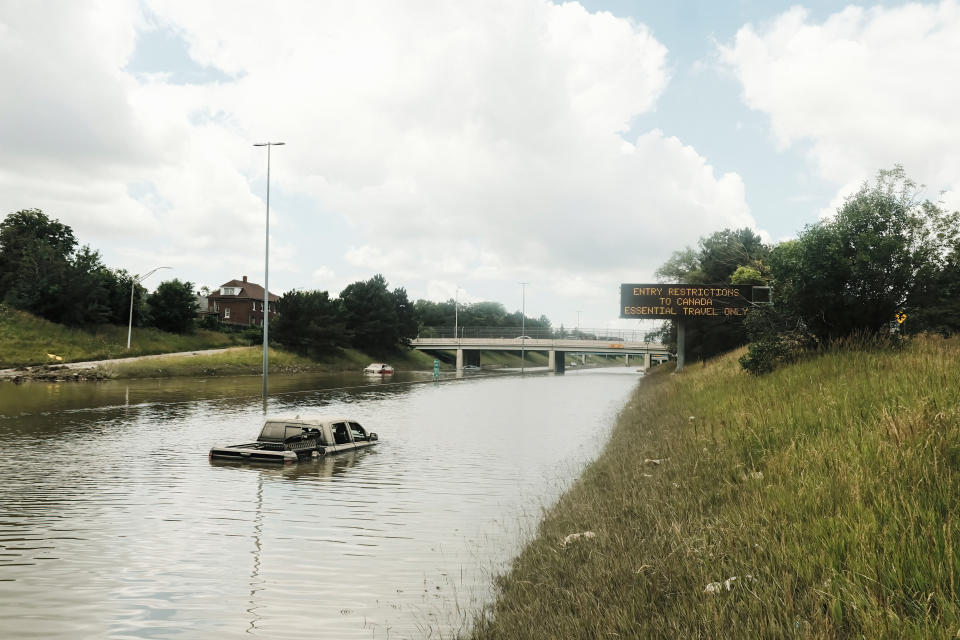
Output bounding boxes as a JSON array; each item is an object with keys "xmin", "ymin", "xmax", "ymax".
[{"xmin": 0, "ymin": 367, "xmax": 639, "ymax": 639}]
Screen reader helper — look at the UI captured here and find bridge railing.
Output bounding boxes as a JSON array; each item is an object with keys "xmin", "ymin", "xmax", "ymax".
[{"xmin": 417, "ymin": 326, "xmax": 656, "ymax": 343}]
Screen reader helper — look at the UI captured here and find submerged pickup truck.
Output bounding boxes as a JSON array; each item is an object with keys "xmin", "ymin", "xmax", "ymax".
[{"xmin": 209, "ymin": 416, "xmax": 379, "ymax": 464}]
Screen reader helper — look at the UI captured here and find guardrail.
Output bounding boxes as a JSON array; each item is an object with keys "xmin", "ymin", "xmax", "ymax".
[{"xmin": 417, "ymin": 326, "xmax": 656, "ymax": 342}]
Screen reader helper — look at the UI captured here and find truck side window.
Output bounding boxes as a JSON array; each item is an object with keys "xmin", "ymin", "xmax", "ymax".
[
  {"xmin": 349, "ymin": 422, "xmax": 366, "ymax": 441},
  {"xmin": 333, "ymin": 423, "xmax": 351, "ymax": 444}
]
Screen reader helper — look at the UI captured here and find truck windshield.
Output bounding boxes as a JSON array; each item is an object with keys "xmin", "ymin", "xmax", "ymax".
[{"xmin": 259, "ymin": 422, "xmax": 286, "ymax": 441}]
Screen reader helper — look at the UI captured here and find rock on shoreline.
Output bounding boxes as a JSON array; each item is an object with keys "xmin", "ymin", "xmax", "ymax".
[{"xmin": 1, "ymin": 364, "xmax": 110, "ymax": 383}]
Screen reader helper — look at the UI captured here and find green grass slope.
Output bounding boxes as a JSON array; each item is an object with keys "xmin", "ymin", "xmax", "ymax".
[
  {"xmin": 1, "ymin": 305, "xmax": 444, "ymax": 376},
  {"xmin": 0, "ymin": 305, "xmax": 236, "ymax": 367},
  {"xmin": 471, "ymin": 335, "xmax": 960, "ymax": 639},
  {"xmin": 102, "ymin": 345, "xmax": 441, "ymax": 378}
]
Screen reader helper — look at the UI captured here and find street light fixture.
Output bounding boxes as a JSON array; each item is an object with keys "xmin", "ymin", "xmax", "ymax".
[
  {"xmin": 127, "ymin": 266, "xmax": 170, "ymax": 349},
  {"xmin": 254, "ymin": 141, "xmax": 284, "ymax": 405}
]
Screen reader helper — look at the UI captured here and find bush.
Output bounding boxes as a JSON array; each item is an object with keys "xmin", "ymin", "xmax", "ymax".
[
  {"xmin": 738, "ymin": 306, "xmax": 818, "ymax": 375},
  {"xmin": 241, "ymin": 326, "xmax": 263, "ymax": 345},
  {"xmin": 198, "ymin": 314, "xmax": 220, "ymax": 331},
  {"xmin": 739, "ymin": 328, "xmax": 817, "ymax": 374}
]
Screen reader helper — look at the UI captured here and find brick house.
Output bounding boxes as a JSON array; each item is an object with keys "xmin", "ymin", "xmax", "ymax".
[{"xmin": 207, "ymin": 276, "xmax": 279, "ymax": 326}]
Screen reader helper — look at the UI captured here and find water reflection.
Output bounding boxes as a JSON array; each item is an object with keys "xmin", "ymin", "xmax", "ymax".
[
  {"xmin": 211, "ymin": 448, "xmax": 373, "ymax": 481},
  {"xmin": 0, "ymin": 371, "xmax": 436, "ymax": 419},
  {"xmin": 0, "ymin": 367, "xmax": 639, "ymax": 639},
  {"xmin": 248, "ymin": 472, "xmax": 265, "ymax": 634}
]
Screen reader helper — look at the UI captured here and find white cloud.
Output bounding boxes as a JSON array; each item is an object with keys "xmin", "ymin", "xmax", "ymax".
[
  {"xmin": 311, "ymin": 266, "xmax": 335, "ymax": 283},
  {"xmin": 1, "ymin": 0, "xmax": 762, "ymax": 326},
  {"xmin": 423, "ymin": 280, "xmax": 484, "ymax": 305},
  {"xmin": 719, "ymin": 1, "xmax": 960, "ymax": 213}
]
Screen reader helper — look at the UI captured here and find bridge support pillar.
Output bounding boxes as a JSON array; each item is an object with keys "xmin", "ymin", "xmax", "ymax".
[
  {"xmin": 456, "ymin": 348, "xmax": 463, "ymax": 371},
  {"xmin": 644, "ymin": 352, "xmax": 651, "ymax": 370},
  {"xmin": 549, "ymin": 350, "xmax": 565, "ymax": 373}
]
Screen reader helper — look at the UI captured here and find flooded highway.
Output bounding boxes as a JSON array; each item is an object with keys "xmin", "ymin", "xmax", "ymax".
[{"xmin": 0, "ymin": 367, "xmax": 639, "ymax": 639}]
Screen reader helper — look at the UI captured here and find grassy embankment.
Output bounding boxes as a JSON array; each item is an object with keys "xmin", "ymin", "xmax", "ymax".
[
  {"xmin": 101, "ymin": 345, "xmax": 439, "ymax": 378},
  {"xmin": 470, "ymin": 335, "xmax": 960, "ymax": 639},
  {"xmin": 0, "ymin": 305, "xmax": 239, "ymax": 367},
  {"xmin": 0, "ymin": 306, "xmax": 516, "ymax": 378}
]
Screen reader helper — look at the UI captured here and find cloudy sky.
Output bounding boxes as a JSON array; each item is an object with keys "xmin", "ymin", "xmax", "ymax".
[{"xmin": 2, "ymin": 0, "xmax": 958, "ymax": 332}]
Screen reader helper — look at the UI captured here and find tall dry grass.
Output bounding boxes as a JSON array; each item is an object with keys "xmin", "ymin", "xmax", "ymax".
[{"xmin": 470, "ymin": 334, "xmax": 960, "ymax": 638}]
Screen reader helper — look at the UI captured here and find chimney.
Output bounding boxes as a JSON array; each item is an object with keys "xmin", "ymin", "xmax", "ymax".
[{"xmin": 242, "ymin": 275, "xmax": 247, "ymax": 282}]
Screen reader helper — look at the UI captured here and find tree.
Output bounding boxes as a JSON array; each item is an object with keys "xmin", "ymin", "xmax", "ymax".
[
  {"xmin": 0, "ymin": 209, "xmax": 77, "ymax": 320},
  {"xmin": 0, "ymin": 209, "xmax": 137, "ymax": 327},
  {"xmin": 273, "ymin": 289, "xmax": 350, "ymax": 355},
  {"xmin": 412, "ymin": 299, "xmax": 453, "ymax": 336},
  {"xmin": 697, "ymin": 228, "xmax": 769, "ymax": 282},
  {"xmin": 57, "ymin": 246, "xmax": 120, "ymax": 326},
  {"xmin": 730, "ymin": 265, "xmax": 765, "ymax": 285},
  {"xmin": 110, "ymin": 270, "xmax": 148, "ymax": 327},
  {"xmin": 654, "ymin": 247, "xmax": 703, "ymax": 283},
  {"xmin": 770, "ymin": 166, "xmax": 958, "ymax": 340},
  {"xmin": 147, "ymin": 279, "xmax": 197, "ymax": 334},
  {"xmin": 652, "ymin": 227, "xmax": 771, "ymax": 361},
  {"xmin": 904, "ymin": 243, "xmax": 960, "ymax": 335},
  {"xmin": 339, "ymin": 274, "xmax": 417, "ymax": 352},
  {"xmin": 458, "ymin": 301, "xmax": 509, "ymax": 327},
  {"xmin": 392, "ymin": 286, "xmax": 418, "ymax": 348},
  {"xmin": 0, "ymin": 209, "xmax": 77, "ymax": 298}
]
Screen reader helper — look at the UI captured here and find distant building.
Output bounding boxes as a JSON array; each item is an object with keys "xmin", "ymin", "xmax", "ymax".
[
  {"xmin": 194, "ymin": 292, "xmax": 210, "ymax": 318},
  {"xmin": 207, "ymin": 275, "xmax": 279, "ymax": 326}
]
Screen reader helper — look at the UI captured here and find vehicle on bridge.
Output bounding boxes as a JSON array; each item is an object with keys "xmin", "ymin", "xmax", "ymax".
[{"xmin": 209, "ymin": 416, "xmax": 379, "ymax": 464}]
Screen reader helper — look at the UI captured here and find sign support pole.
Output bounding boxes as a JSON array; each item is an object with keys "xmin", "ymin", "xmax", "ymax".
[{"xmin": 675, "ymin": 318, "xmax": 685, "ymax": 373}]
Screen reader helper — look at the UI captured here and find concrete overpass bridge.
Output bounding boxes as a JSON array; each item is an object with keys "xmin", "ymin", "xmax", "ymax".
[{"xmin": 411, "ymin": 327, "xmax": 671, "ymax": 373}]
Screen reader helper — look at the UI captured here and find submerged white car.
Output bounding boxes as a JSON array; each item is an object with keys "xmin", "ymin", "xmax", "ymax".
[{"xmin": 363, "ymin": 363, "xmax": 394, "ymax": 374}]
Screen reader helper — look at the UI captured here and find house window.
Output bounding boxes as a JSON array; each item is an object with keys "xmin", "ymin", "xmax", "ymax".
[
  {"xmin": 224, "ymin": 307, "xmax": 231, "ymax": 319},
  {"xmin": 214, "ymin": 302, "xmax": 219, "ymax": 312},
  {"xmin": 221, "ymin": 287, "xmax": 238, "ymax": 296}
]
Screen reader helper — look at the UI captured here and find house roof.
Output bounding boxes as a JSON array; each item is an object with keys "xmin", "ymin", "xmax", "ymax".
[{"xmin": 212, "ymin": 278, "xmax": 279, "ymax": 301}]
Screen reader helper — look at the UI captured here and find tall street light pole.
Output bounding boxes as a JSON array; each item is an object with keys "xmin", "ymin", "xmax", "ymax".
[
  {"xmin": 520, "ymin": 282, "xmax": 528, "ymax": 374},
  {"xmin": 127, "ymin": 266, "xmax": 170, "ymax": 349},
  {"xmin": 454, "ymin": 286, "xmax": 460, "ymax": 341},
  {"xmin": 254, "ymin": 141, "xmax": 285, "ymax": 405},
  {"xmin": 576, "ymin": 310, "xmax": 582, "ymax": 335}
]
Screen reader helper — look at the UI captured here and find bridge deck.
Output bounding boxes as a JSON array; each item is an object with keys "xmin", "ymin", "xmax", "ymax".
[{"xmin": 411, "ymin": 337, "xmax": 669, "ymax": 355}]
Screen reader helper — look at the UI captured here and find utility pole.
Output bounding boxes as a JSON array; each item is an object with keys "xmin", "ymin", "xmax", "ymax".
[{"xmin": 675, "ymin": 319, "xmax": 685, "ymax": 372}]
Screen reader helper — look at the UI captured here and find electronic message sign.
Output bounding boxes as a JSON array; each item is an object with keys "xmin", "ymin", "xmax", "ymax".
[{"xmin": 619, "ymin": 284, "xmax": 769, "ymax": 319}]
